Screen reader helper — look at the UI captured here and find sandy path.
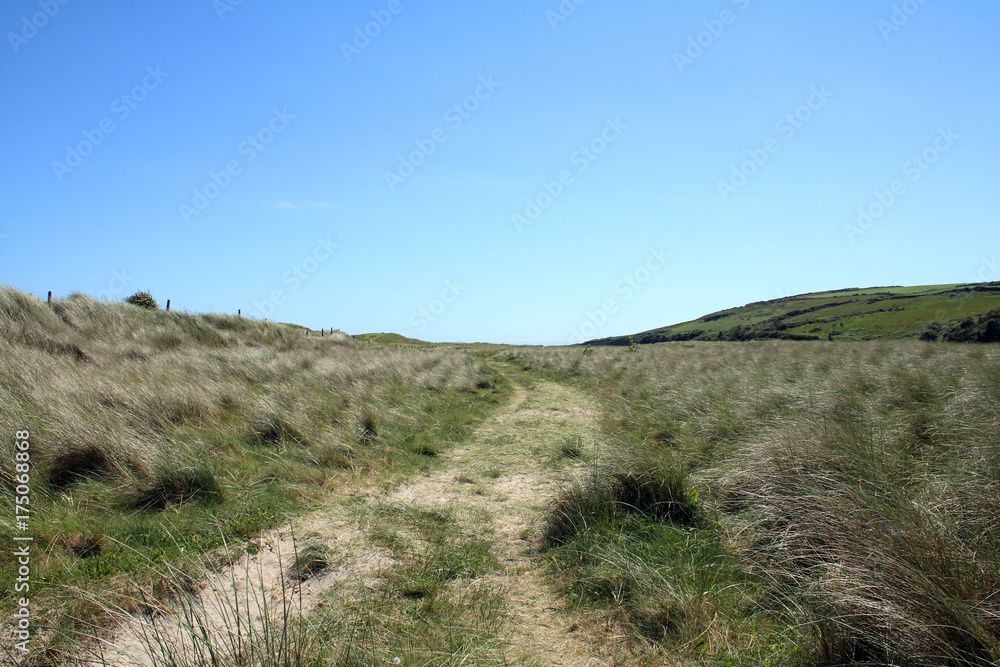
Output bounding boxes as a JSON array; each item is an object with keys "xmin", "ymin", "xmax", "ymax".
[
  {"xmin": 385, "ymin": 375, "xmax": 609, "ymax": 664},
  {"xmin": 96, "ymin": 370, "xmax": 608, "ymax": 665},
  {"xmin": 90, "ymin": 511, "xmax": 393, "ymax": 666}
]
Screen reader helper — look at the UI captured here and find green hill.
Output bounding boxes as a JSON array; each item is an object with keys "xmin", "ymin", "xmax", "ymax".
[
  {"xmin": 587, "ymin": 282, "xmax": 1000, "ymax": 345},
  {"xmin": 352, "ymin": 332, "xmax": 431, "ymax": 346}
]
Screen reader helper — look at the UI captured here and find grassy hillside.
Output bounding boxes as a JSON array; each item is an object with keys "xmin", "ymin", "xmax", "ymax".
[
  {"xmin": 588, "ymin": 282, "xmax": 1000, "ymax": 345},
  {"xmin": 351, "ymin": 332, "xmax": 431, "ymax": 346},
  {"xmin": 0, "ymin": 288, "xmax": 506, "ymax": 661}
]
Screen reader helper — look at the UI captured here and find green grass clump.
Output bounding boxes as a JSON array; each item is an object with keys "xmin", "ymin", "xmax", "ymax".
[
  {"xmin": 315, "ymin": 580, "xmax": 510, "ymax": 666},
  {"xmin": 289, "ymin": 538, "xmax": 337, "ymax": 581},
  {"xmin": 556, "ymin": 435, "xmax": 585, "ymax": 460},
  {"xmin": 546, "ymin": 514, "xmax": 806, "ymax": 661},
  {"xmin": 543, "ymin": 458, "xmax": 696, "ymax": 549},
  {"xmin": 248, "ymin": 415, "xmax": 309, "ymax": 447}
]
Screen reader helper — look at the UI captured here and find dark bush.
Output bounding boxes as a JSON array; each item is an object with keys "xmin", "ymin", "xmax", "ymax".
[
  {"xmin": 123, "ymin": 291, "xmax": 158, "ymax": 309},
  {"xmin": 935, "ymin": 308, "xmax": 1000, "ymax": 343}
]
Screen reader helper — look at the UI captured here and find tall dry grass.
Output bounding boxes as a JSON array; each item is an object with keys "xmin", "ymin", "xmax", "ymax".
[
  {"xmin": 0, "ymin": 287, "xmax": 504, "ymax": 662},
  {"xmin": 1, "ymin": 288, "xmax": 497, "ymax": 491},
  {"xmin": 501, "ymin": 341, "xmax": 1000, "ymax": 665}
]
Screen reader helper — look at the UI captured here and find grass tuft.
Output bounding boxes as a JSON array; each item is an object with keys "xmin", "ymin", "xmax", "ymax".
[
  {"xmin": 248, "ymin": 415, "xmax": 308, "ymax": 447},
  {"xmin": 46, "ymin": 443, "xmax": 115, "ymax": 489},
  {"xmin": 289, "ymin": 539, "xmax": 336, "ymax": 581},
  {"xmin": 543, "ymin": 458, "xmax": 696, "ymax": 549},
  {"xmin": 131, "ymin": 466, "xmax": 224, "ymax": 510},
  {"xmin": 358, "ymin": 404, "xmax": 378, "ymax": 444}
]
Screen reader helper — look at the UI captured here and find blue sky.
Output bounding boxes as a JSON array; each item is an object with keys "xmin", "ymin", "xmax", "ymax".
[{"xmin": 2, "ymin": 1, "xmax": 998, "ymax": 344}]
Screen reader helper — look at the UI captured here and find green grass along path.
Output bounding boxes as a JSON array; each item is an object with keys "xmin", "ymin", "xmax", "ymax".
[{"xmin": 105, "ymin": 366, "xmax": 610, "ymax": 666}]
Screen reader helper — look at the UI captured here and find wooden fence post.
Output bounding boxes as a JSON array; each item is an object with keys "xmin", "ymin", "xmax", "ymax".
[
  {"xmin": 166, "ymin": 300, "xmax": 170, "ymax": 311},
  {"xmin": 47, "ymin": 291, "xmax": 52, "ymax": 304}
]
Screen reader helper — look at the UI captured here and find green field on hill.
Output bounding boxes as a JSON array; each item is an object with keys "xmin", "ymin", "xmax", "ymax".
[{"xmin": 589, "ymin": 282, "xmax": 1000, "ymax": 345}]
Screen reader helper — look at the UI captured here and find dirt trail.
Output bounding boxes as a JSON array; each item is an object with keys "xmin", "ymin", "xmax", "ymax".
[
  {"xmin": 94, "ymin": 512, "xmax": 392, "ymax": 666},
  {"xmin": 100, "ymin": 370, "xmax": 608, "ymax": 666},
  {"xmin": 387, "ymin": 376, "xmax": 608, "ymax": 665}
]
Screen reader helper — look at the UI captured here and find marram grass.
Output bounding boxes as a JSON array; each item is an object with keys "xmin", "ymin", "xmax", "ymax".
[
  {"xmin": 0, "ymin": 287, "xmax": 506, "ymax": 661},
  {"xmin": 503, "ymin": 341, "xmax": 1000, "ymax": 666}
]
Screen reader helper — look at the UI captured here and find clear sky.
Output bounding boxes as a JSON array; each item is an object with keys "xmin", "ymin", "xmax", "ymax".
[{"xmin": 2, "ymin": 1, "xmax": 998, "ymax": 344}]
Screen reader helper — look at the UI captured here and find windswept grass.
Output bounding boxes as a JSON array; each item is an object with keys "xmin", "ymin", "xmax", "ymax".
[
  {"xmin": 5, "ymin": 284, "xmax": 998, "ymax": 665},
  {"xmin": 0, "ymin": 287, "xmax": 507, "ymax": 660},
  {"xmin": 501, "ymin": 341, "xmax": 1000, "ymax": 665}
]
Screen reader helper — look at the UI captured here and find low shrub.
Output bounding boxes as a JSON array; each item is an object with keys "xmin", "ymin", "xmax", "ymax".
[{"xmin": 124, "ymin": 291, "xmax": 158, "ymax": 310}]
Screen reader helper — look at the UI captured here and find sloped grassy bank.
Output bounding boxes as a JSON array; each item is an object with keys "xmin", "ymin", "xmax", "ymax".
[
  {"xmin": 0, "ymin": 288, "xmax": 507, "ymax": 661},
  {"xmin": 497, "ymin": 342, "xmax": 1000, "ymax": 666}
]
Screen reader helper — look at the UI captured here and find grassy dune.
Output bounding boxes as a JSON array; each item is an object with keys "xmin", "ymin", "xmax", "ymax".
[
  {"xmin": 500, "ymin": 342, "xmax": 1000, "ymax": 665},
  {"xmin": 3, "ymin": 286, "xmax": 999, "ymax": 665},
  {"xmin": 0, "ymin": 287, "xmax": 506, "ymax": 661}
]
